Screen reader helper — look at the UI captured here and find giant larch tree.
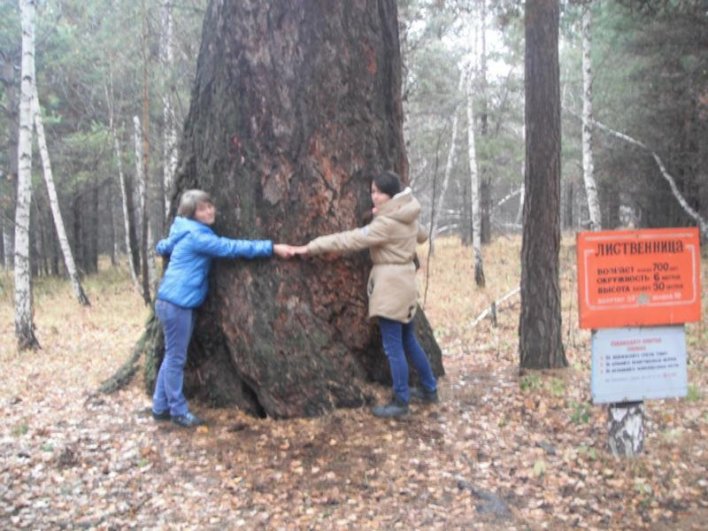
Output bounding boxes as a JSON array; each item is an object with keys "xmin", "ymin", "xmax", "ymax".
[{"xmin": 141, "ymin": 0, "xmax": 443, "ymax": 418}]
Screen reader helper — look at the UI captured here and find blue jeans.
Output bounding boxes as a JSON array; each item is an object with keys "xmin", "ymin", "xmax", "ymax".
[
  {"xmin": 379, "ymin": 317, "xmax": 437, "ymax": 404},
  {"xmin": 153, "ymin": 299, "xmax": 194, "ymax": 417}
]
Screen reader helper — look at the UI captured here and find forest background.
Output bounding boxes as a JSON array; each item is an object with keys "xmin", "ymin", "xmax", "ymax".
[
  {"xmin": 0, "ymin": 0, "xmax": 705, "ymax": 272},
  {"xmin": 0, "ymin": 0, "xmax": 706, "ymax": 528}
]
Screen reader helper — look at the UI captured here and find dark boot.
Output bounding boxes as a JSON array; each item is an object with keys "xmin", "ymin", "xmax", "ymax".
[
  {"xmin": 409, "ymin": 387, "xmax": 439, "ymax": 404},
  {"xmin": 372, "ymin": 396, "xmax": 409, "ymax": 418},
  {"xmin": 171, "ymin": 411, "xmax": 205, "ymax": 428}
]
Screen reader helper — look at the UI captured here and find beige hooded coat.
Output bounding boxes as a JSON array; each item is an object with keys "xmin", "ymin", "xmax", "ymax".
[{"xmin": 306, "ymin": 188, "xmax": 427, "ymax": 323}]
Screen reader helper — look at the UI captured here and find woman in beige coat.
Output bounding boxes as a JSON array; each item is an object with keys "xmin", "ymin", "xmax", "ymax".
[{"xmin": 293, "ymin": 171, "xmax": 438, "ymax": 418}]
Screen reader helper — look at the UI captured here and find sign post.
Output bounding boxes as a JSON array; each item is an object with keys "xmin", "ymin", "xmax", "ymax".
[{"xmin": 576, "ymin": 228, "xmax": 701, "ymax": 456}]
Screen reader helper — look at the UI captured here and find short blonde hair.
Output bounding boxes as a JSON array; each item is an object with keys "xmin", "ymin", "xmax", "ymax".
[{"xmin": 177, "ymin": 189, "xmax": 212, "ymax": 218}]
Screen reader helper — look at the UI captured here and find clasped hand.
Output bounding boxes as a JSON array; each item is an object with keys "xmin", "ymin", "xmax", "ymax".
[{"xmin": 272, "ymin": 244, "xmax": 308, "ymax": 259}]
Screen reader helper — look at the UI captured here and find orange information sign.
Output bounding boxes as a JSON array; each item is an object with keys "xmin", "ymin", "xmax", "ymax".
[{"xmin": 577, "ymin": 228, "xmax": 702, "ymax": 329}]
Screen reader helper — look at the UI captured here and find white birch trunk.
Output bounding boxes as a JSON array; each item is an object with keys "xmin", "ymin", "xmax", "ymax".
[
  {"xmin": 466, "ymin": 69, "xmax": 485, "ymax": 287},
  {"xmin": 14, "ymin": 0, "xmax": 39, "ymax": 349},
  {"xmin": 515, "ymin": 183, "xmax": 525, "ymax": 227},
  {"xmin": 134, "ymin": 116, "xmax": 145, "ymax": 236},
  {"xmin": 133, "ymin": 115, "xmax": 156, "ymax": 298},
  {"xmin": 161, "ymin": 0, "xmax": 178, "ymax": 218},
  {"xmin": 431, "ymin": 70, "xmax": 465, "ymax": 253},
  {"xmin": 113, "ymin": 124, "xmax": 142, "ymax": 289},
  {"xmin": 32, "ymin": 87, "xmax": 90, "ymax": 306},
  {"xmin": 608, "ymin": 402, "xmax": 644, "ymax": 457},
  {"xmin": 581, "ymin": 4, "xmax": 601, "ymax": 231}
]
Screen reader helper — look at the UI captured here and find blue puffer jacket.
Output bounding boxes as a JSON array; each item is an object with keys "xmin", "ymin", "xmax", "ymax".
[{"xmin": 155, "ymin": 217, "xmax": 273, "ymax": 308}]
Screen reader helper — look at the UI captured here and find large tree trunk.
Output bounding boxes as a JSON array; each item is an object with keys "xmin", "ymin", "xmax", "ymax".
[
  {"xmin": 14, "ymin": 0, "xmax": 39, "ymax": 350},
  {"xmin": 519, "ymin": 0, "xmax": 567, "ymax": 369},
  {"xmin": 145, "ymin": 0, "xmax": 443, "ymax": 419}
]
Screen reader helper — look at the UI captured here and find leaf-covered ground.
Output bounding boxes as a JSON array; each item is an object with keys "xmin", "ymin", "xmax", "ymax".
[{"xmin": 1, "ymin": 237, "xmax": 706, "ymax": 529}]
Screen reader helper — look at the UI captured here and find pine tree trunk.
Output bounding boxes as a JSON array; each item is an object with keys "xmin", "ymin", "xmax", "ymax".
[
  {"xmin": 107, "ymin": 178, "xmax": 118, "ymax": 266},
  {"xmin": 87, "ymin": 181, "xmax": 99, "ymax": 274},
  {"xmin": 33, "ymin": 88, "xmax": 90, "ymax": 306},
  {"xmin": 143, "ymin": 0, "xmax": 443, "ymax": 418},
  {"xmin": 581, "ymin": 3, "xmax": 601, "ymax": 231},
  {"xmin": 480, "ymin": 177, "xmax": 491, "ymax": 243},
  {"xmin": 563, "ymin": 178, "xmax": 573, "ymax": 230},
  {"xmin": 519, "ymin": 0, "xmax": 566, "ymax": 369},
  {"xmin": 466, "ymin": 69, "xmax": 485, "ymax": 288},
  {"xmin": 2, "ymin": 52, "xmax": 18, "ymax": 271},
  {"xmin": 3, "ymin": 218, "xmax": 12, "ymax": 270},
  {"xmin": 14, "ymin": 0, "xmax": 39, "ymax": 350}
]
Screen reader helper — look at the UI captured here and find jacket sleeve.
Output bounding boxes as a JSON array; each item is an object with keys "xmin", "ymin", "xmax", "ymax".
[
  {"xmin": 190, "ymin": 232, "xmax": 273, "ymax": 259},
  {"xmin": 155, "ymin": 231, "xmax": 189, "ymax": 257},
  {"xmin": 155, "ymin": 238, "xmax": 170, "ymax": 256},
  {"xmin": 416, "ymin": 223, "xmax": 429, "ymax": 244},
  {"xmin": 306, "ymin": 218, "xmax": 390, "ymax": 255}
]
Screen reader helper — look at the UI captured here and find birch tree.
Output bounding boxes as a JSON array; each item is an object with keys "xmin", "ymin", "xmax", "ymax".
[
  {"xmin": 32, "ymin": 87, "xmax": 90, "ymax": 306},
  {"xmin": 14, "ymin": 0, "xmax": 39, "ymax": 349},
  {"xmin": 161, "ymin": 0, "xmax": 178, "ymax": 219},
  {"xmin": 133, "ymin": 115, "xmax": 155, "ymax": 302},
  {"xmin": 581, "ymin": 2, "xmax": 601, "ymax": 231},
  {"xmin": 430, "ymin": 69, "xmax": 465, "ymax": 252},
  {"xmin": 592, "ymin": 119, "xmax": 708, "ymax": 240},
  {"xmin": 466, "ymin": 66, "xmax": 485, "ymax": 287}
]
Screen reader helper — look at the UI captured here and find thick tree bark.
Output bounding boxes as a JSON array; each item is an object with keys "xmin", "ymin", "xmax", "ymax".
[
  {"xmin": 33, "ymin": 88, "xmax": 90, "ymax": 306},
  {"xmin": 519, "ymin": 0, "xmax": 567, "ymax": 369},
  {"xmin": 14, "ymin": 0, "xmax": 39, "ymax": 350},
  {"xmin": 144, "ymin": 0, "xmax": 443, "ymax": 418}
]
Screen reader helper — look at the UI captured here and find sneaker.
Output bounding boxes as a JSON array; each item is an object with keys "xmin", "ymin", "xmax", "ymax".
[
  {"xmin": 372, "ymin": 397, "xmax": 409, "ymax": 418},
  {"xmin": 171, "ymin": 412, "xmax": 205, "ymax": 428},
  {"xmin": 410, "ymin": 387, "xmax": 439, "ymax": 404},
  {"xmin": 151, "ymin": 409, "xmax": 171, "ymax": 421}
]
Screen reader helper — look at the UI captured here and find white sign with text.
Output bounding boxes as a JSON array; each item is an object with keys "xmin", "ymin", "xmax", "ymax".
[{"xmin": 591, "ymin": 326, "xmax": 687, "ymax": 404}]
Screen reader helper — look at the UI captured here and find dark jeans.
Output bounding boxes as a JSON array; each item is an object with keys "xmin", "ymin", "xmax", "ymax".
[
  {"xmin": 378, "ymin": 316, "xmax": 437, "ymax": 404},
  {"xmin": 153, "ymin": 299, "xmax": 194, "ymax": 416}
]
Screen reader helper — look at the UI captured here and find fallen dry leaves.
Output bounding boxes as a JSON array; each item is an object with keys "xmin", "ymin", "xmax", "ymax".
[{"xmin": 0, "ymin": 237, "xmax": 706, "ymax": 529}]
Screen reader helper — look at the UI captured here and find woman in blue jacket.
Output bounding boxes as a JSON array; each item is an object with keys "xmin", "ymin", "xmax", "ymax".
[{"xmin": 152, "ymin": 189, "xmax": 292, "ymax": 427}]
